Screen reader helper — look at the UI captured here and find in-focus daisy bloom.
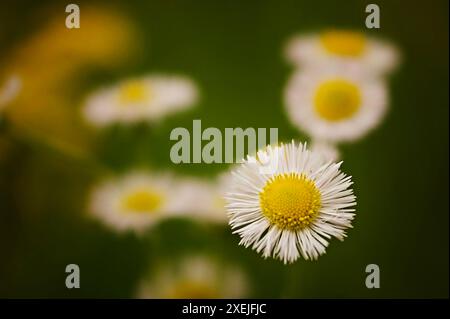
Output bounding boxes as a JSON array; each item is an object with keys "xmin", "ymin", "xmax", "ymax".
[
  {"xmin": 285, "ymin": 67, "xmax": 387, "ymax": 142},
  {"xmin": 88, "ymin": 172, "xmax": 189, "ymax": 233},
  {"xmin": 225, "ymin": 142, "xmax": 356, "ymax": 263},
  {"xmin": 137, "ymin": 256, "xmax": 248, "ymax": 298},
  {"xmin": 285, "ymin": 30, "xmax": 400, "ymax": 75},
  {"xmin": 83, "ymin": 75, "xmax": 198, "ymax": 126}
]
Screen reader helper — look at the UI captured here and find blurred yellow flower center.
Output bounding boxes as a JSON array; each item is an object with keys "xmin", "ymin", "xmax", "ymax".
[
  {"xmin": 169, "ymin": 281, "xmax": 218, "ymax": 299},
  {"xmin": 119, "ymin": 81, "xmax": 151, "ymax": 104},
  {"xmin": 259, "ymin": 173, "xmax": 321, "ymax": 230},
  {"xmin": 122, "ymin": 189, "xmax": 163, "ymax": 213},
  {"xmin": 320, "ymin": 30, "xmax": 366, "ymax": 57},
  {"xmin": 314, "ymin": 79, "xmax": 361, "ymax": 122}
]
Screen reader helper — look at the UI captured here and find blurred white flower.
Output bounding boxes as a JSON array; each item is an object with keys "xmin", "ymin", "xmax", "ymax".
[
  {"xmin": 0, "ymin": 75, "xmax": 21, "ymax": 112},
  {"xmin": 225, "ymin": 142, "xmax": 356, "ymax": 263},
  {"xmin": 285, "ymin": 66, "xmax": 387, "ymax": 143},
  {"xmin": 88, "ymin": 172, "xmax": 188, "ymax": 233},
  {"xmin": 83, "ymin": 75, "xmax": 198, "ymax": 126},
  {"xmin": 285, "ymin": 30, "xmax": 400, "ymax": 76},
  {"xmin": 310, "ymin": 139, "xmax": 340, "ymax": 162},
  {"xmin": 137, "ymin": 255, "xmax": 248, "ymax": 298},
  {"xmin": 175, "ymin": 177, "xmax": 229, "ymax": 224},
  {"xmin": 88, "ymin": 171, "xmax": 233, "ymax": 232}
]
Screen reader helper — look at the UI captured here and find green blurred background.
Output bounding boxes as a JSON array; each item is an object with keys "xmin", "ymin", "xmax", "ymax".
[{"xmin": 0, "ymin": 0, "xmax": 448, "ymax": 298}]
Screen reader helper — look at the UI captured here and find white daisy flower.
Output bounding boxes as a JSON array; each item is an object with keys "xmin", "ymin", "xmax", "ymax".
[
  {"xmin": 0, "ymin": 75, "xmax": 21, "ymax": 111},
  {"xmin": 137, "ymin": 255, "xmax": 248, "ymax": 298},
  {"xmin": 310, "ymin": 139, "xmax": 340, "ymax": 162},
  {"xmin": 285, "ymin": 66, "xmax": 388, "ymax": 142},
  {"xmin": 88, "ymin": 172, "xmax": 189, "ymax": 233},
  {"xmin": 285, "ymin": 30, "xmax": 400, "ymax": 75},
  {"xmin": 83, "ymin": 74, "xmax": 198, "ymax": 126},
  {"xmin": 225, "ymin": 141, "xmax": 356, "ymax": 263}
]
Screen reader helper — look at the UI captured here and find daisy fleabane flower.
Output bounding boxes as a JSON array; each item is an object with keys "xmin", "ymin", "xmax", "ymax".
[
  {"xmin": 83, "ymin": 74, "xmax": 198, "ymax": 126},
  {"xmin": 285, "ymin": 29, "xmax": 400, "ymax": 76},
  {"xmin": 285, "ymin": 66, "xmax": 387, "ymax": 142},
  {"xmin": 88, "ymin": 172, "xmax": 231, "ymax": 233},
  {"xmin": 88, "ymin": 172, "xmax": 189, "ymax": 233},
  {"xmin": 225, "ymin": 141, "xmax": 356, "ymax": 263}
]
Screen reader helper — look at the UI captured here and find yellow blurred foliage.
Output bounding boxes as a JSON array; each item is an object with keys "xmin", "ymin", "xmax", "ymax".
[{"xmin": 1, "ymin": 5, "xmax": 140, "ymax": 151}]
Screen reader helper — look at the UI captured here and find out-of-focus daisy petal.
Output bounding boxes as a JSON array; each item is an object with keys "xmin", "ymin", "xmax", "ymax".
[
  {"xmin": 83, "ymin": 75, "xmax": 198, "ymax": 126},
  {"xmin": 285, "ymin": 66, "xmax": 388, "ymax": 142},
  {"xmin": 285, "ymin": 30, "xmax": 400, "ymax": 76}
]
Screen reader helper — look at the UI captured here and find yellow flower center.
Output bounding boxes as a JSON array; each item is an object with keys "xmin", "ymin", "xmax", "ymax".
[
  {"xmin": 121, "ymin": 189, "xmax": 163, "ymax": 213},
  {"xmin": 119, "ymin": 80, "xmax": 151, "ymax": 105},
  {"xmin": 314, "ymin": 79, "xmax": 361, "ymax": 122},
  {"xmin": 259, "ymin": 173, "xmax": 321, "ymax": 231},
  {"xmin": 168, "ymin": 281, "xmax": 218, "ymax": 299},
  {"xmin": 320, "ymin": 30, "xmax": 366, "ymax": 57}
]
